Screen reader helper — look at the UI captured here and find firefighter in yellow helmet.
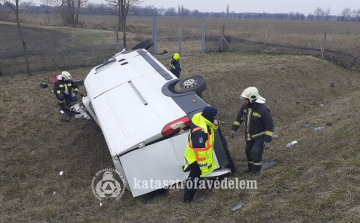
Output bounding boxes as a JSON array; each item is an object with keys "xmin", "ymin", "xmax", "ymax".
[
  {"xmin": 230, "ymin": 87, "xmax": 275, "ymax": 175},
  {"xmin": 53, "ymin": 71, "xmax": 79, "ymax": 111},
  {"xmin": 169, "ymin": 53, "xmax": 181, "ymax": 78},
  {"xmin": 183, "ymin": 106, "xmax": 219, "ymax": 202}
]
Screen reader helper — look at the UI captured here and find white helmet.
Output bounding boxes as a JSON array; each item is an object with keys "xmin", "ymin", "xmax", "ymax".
[
  {"xmin": 61, "ymin": 71, "xmax": 72, "ymax": 80},
  {"xmin": 240, "ymin": 86, "xmax": 260, "ymax": 103}
]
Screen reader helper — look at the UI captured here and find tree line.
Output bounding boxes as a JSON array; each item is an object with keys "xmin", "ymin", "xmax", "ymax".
[{"xmin": 1, "ymin": 2, "xmax": 360, "ymax": 23}]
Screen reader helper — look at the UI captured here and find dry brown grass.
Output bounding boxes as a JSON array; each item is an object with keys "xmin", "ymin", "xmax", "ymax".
[{"xmin": 1, "ymin": 23, "xmax": 360, "ymax": 223}]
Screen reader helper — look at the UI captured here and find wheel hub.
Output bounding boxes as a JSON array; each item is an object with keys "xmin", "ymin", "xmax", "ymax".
[{"xmin": 182, "ymin": 79, "xmax": 197, "ymax": 88}]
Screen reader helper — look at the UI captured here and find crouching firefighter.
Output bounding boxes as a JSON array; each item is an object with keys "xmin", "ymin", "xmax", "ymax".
[
  {"xmin": 183, "ymin": 106, "xmax": 219, "ymax": 203},
  {"xmin": 53, "ymin": 71, "xmax": 79, "ymax": 111},
  {"xmin": 230, "ymin": 87, "xmax": 275, "ymax": 176}
]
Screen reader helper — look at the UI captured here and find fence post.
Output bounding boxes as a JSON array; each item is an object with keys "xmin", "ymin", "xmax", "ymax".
[
  {"xmin": 201, "ymin": 18, "xmax": 206, "ymax": 54},
  {"xmin": 152, "ymin": 17, "xmax": 157, "ymax": 57},
  {"xmin": 321, "ymin": 32, "xmax": 326, "ymax": 58}
]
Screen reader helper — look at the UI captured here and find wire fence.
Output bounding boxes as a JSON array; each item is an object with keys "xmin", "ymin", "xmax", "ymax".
[{"xmin": 150, "ymin": 17, "xmax": 360, "ymax": 71}]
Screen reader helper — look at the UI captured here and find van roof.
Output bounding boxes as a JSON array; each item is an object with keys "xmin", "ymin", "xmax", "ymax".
[{"xmin": 84, "ymin": 50, "xmax": 186, "ymax": 156}]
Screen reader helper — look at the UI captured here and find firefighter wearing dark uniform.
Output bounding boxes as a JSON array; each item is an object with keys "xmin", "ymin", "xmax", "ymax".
[
  {"xmin": 53, "ymin": 71, "xmax": 79, "ymax": 110},
  {"xmin": 183, "ymin": 106, "xmax": 219, "ymax": 203},
  {"xmin": 170, "ymin": 53, "xmax": 181, "ymax": 78},
  {"xmin": 230, "ymin": 87, "xmax": 274, "ymax": 175}
]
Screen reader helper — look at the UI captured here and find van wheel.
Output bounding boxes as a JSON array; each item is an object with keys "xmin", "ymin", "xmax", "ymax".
[
  {"xmin": 174, "ymin": 75, "xmax": 207, "ymax": 95},
  {"xmin": 132, "ymin": 39, "xmax": 154, "ymax": 50}
]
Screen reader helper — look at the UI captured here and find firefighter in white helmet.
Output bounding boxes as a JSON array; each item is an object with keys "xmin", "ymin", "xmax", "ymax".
[
  {"xmin": 53, "ymin": 71, "xmax": 79, "ymax": 111},
  {"xmin": 230, "ymin": 87, "xmax": 275, "ymax": 175}
]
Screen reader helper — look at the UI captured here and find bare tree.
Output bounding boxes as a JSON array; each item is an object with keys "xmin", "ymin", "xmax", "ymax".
[
  {"xmin": 355, "ymin": 9, "xmax": 360, "ymax": 22},
  {"xmin": 164, "ymin": 7, "xmax": 176, "ymax": 16},
  {"xmin": 226, "ymin": 5, "xmax": 229, "ymax": 18},
  {"xmin": 324, "ymin": 7, "xmax": 330, "ymax": 21},
  {"xmin": 60, "ymin": 0, "xmax": 87, "ymax": 26},
  {"xmin": 351, "ymin": 9, "xmax": 360, "ymax": 21},
  {"xmin": 341, "ymin": 7, "xmax": 352, "ymax": 21},
  {"xmin": 106, "ymin": 0, "xmax": 141, "ymax": 50},
  {"xmin": 1, "ymin": 0, "xmax": 31, "ymax": 75},
  {"xmin": 314, "ymin": 7, "xmax": 324, "ymax": 20},
  {"xmin": 41, "ymin": 0, "xmax": 59, "ymax": 24},
  {"xmin": 289, "ymin": 11, "xmax": 294, "ymax": 20}
]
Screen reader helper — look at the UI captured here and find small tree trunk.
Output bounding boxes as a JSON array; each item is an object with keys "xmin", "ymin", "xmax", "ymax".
[
  {"xmin": 119, "ymin": 0, "xmax": 124, "ymax": 32},
  {"xmin": 71, "ymin": 1, "xmax": 75, "ymax": 25},
  {"xmin": 46, "ymin": 7, "xmax": 50, "ymax": 24},
  {"xmin": 115, "ymin": 19, "xmax": 120, "ymax": 52},
  {"xmin": 16, "ymin": 13, "xmax": 31, "ymax": 75},
  {"xmin": 75, "ymin": 0, "xmax": 81, "ymax": 25},
  {"xmin": 122, "ymin": 15, "xmax": 126, "ymax": 49}
]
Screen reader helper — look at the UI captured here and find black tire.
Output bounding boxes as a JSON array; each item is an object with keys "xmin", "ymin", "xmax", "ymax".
[
  {"xmin": 132, "ymin": 39, "xmax": 154, "ymax": 50},
  {"xmin": 173, "ymin": 75, "xmax": 207, "ymax": 95}
]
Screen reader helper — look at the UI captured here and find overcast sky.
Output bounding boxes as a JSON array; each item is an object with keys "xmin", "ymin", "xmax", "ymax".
[{"xmin": 82, "ymin": 0, "xmax": 358, "ymax": 15}]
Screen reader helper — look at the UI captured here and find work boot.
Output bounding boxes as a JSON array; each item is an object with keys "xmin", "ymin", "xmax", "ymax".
[
  {"xmin": 58, "ymin": 102, "xmax": 66, "ymax": 110},
  {"xmin": 58, "ymin": 102, "xmax": 70, "ymax": 113},
  {"xmin": 242, "ymin": 162, "xmax": 253, "ymax": 173},
  {"xmin": 183, "ymin": 198, "xmax": 196, "ymax": 203},
  {"xmin": 252, "ymin": 162, "xmax": 262, "ymax": 176}
]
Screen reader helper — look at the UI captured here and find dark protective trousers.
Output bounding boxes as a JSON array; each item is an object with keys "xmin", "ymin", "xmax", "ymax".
[
  {"xmin": 183, "ymin": 162, "xmax": 202, "ymax": 202},
  {"xmin": 56, "ymin": 93, "xmax": 77, "ymax": 108},
  {"xmin": 245, "ymin": 137, "xmax": 265, "ymax": 162}
]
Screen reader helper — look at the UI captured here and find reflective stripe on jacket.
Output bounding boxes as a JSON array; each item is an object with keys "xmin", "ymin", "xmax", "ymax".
[
  {"xmin": 231, "ymin": 103, "xmax": 275, "ymax": 142},
  {"xmin": 170, "ymin": 60, "xmax": 181, "ymax": 78},
  {"xmin": 183, "ymin": 113, "xmax": 217, "ymax": 177},
  {"xmin": 53, "ymin": 80, "xmax": 79, "ymax": 95}
]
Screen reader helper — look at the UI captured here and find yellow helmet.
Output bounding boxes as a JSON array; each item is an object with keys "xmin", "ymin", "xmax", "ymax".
[
  {"xmin": 61, "ymin": 71, "xmax": 72, "ymax": 80},
  {"xmin": 240, "ymin": 86, "xmax": 260, "ymax": 103},
  {"xmin": 172, "ymin": 53, "xmax": 180, "ymax": 61}
]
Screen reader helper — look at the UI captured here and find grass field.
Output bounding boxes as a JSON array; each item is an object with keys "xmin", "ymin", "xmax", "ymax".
[
  {"xmin": 1, "ymin": 20, "xmax": 360, "ymax": 222},
  {"xmin": 19, "ymin": 14, "xmax": 360, "ymax": 55}
]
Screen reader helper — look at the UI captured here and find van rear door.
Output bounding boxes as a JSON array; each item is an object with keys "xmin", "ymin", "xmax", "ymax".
[{"xmin": 119, "ymin": 133, "xmax": 189, "ymax": 197}]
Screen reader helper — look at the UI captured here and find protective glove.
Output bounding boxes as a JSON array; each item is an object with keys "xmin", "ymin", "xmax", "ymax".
[
  {"xmin": 264, "ymin": 142, "xmax": 271, "ymax": 150},
  {"xmin": 230, "ymin": 130, "xmax": 236, "ymax": 139},
  {"xmin": 214, "ymin": 118, "xmax": 220, "ymax": 127},
  {"xmin": 71, "ymin": 92, "xmax": 76, "ymax": 97},
  {"xmin": 64, "ymin": 90, "xmax": 69, "ymax": 95}
]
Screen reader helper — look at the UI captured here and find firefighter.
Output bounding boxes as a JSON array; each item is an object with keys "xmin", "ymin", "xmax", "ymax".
[
  {"xmin": 230, "ymin": 87, "xmax": 274, "ymax": 175},
  {"xmin": 170, "ymin": 53, "xmax": 181, "ymax": 78},
  {"xmin": 183, "ymin": 106, "xmax": 219, "ymax": 203},
  {"xmin": 53, "ymin": 71, "xmax": 79, "ymax": 111}
]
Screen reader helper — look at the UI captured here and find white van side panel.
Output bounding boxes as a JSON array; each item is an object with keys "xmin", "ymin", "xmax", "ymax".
[
  {"xmin": 92, "ymin": 94, "xmax": 127, "ymax": 156},
  {"xmin": 125, "ymin": 54, "xmax": 156, "ymax": 77},
  {"xmin": 119, "ymin": 133, "xmax": 189, "ymax": 197},
  {"xmin": 84, "ymin": 69, "xmax": 105, "ymax": 100},
  {"xmin": 106, "ymin": 83, "xmax": 160, "ymax": 137},
  {"xmin": 97, "ymin": 65, "xmax": 131, "ymax": 96}
]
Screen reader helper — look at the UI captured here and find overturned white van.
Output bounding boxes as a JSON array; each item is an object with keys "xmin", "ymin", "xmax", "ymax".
[{"xmin": 81, "ymin": 40, "xmax": 236, "ymax": 197}]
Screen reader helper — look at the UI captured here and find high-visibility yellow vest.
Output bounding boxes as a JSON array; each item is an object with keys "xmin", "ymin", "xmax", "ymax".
[{"xmin": 183, "ymin": 113, "xmax": 217, "ymax": 177}]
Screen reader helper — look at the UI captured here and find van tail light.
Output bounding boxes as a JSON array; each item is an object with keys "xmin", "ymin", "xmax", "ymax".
[{"xmin": 161, "ymin": 116, "xmax": 191, "ymax": 137}]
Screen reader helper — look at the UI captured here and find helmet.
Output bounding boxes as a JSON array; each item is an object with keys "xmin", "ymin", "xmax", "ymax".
[
  {"xmin": 61, "ymin": 71, "xmax": 72, "ymax": 80},
  {"xmin": 172, "ymin": 53, "xmax": 180, "ymax": 61},
  {"xmin": 240, "ymin": 86, "xmax": 260, "ymax": 103}
]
